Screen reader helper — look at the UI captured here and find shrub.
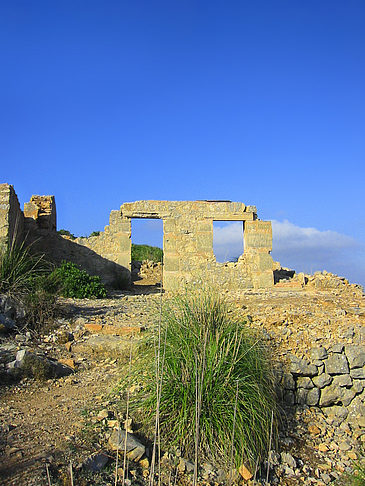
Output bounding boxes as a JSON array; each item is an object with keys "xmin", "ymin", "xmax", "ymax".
[
  {"xmin": 129, "ymin": 289, "xmax": 278, "ymax": 470},
  {"xmin": 89, "ymin": 231, "xmax": 100, "ymax": 237},
  {"xmin": 52, "ymin": 261, "xmax": 107, "ymax": 299},
  {"xmin": 131, "ymin": 244, "xmax": 163, "ymax": 263},
  {"xmin": 57, "ymin": 229, "xmax": 76, "ymax": 239}
]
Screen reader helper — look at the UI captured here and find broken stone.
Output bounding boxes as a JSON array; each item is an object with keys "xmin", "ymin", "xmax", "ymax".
[
  {"xmin": 319, "ymin": 385, "xmax": 341, "ymax": 407},
  {"xmin": 345, "ymin": 346, "xmax": 365, "ymax": 369},
  {"xmin": 297, "ymin": 377, "xmax": 314, "ymax": 389},
  {"xmin": 306, "ymin": 388, "xmax": 320, "ymax": 406},
  {"xmin": 108, "ymin": 429, "xmax": 145, "ymax": 462},
  {"xmin": 282, "ymin": 372, "xmax": 295, "ymax": 390},
  {"xmin": 324, "ymin": 354, "xmax": 349, "ymax": 375},
  {"xmin": 281, "ymin": 452, "xmax": 296, "ymax": 469},
  {"xmin": 313, "ymin": 373, "xmax": 332, "ymax": 389},
  {"xmin": 82, "ymin": 452, "xmax": 109, "ymax": 472},
  {"xmin": 289, "ymin": 356, "xmax": 318, "ymax": 377},
  {"xmin": 329, "ymin": 344, "xmax": 344, "ymax": 354},
  {"xmin": 310, "ymin": 347, "xmax": 328, "ymax": 361},
  {"xmin": 332, "ymin": 374, "xmax": 352, "ymax": 387},
  {"xmin": 350, "ymin": 367, "xmax": 365, "ymax": 379},
  {"xmin": 238, "ymin": 464, "xmax": 253, "ymax": 481}
]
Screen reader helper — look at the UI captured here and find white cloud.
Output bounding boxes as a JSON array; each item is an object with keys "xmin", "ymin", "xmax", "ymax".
[
  {"xmin": 271, "ymin": 220, "xmax": 358, "ymax": 252},
  {"xmin": 213, "ymin": 220, "xmax": 365, "ymax": 286}
]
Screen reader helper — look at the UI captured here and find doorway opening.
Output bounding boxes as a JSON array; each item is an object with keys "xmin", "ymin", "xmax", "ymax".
[
  {"xmin": 213, "ymin": 221, "xmax": 244, "ymax": 263},
  {"xmin": 131, "ymin": 218, "xmax": 163, "ymax": 286}
]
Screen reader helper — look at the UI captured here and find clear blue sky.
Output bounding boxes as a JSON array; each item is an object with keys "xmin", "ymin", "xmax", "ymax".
[{"xmin": 1, "ymin": 1, "xmax": 364, "ymax": 285}]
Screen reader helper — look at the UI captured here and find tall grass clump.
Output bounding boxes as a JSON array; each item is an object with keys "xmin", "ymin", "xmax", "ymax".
[
  {"xmin": 0, "ymin": 239, "xmax": 60, "ymax": 333},
  {"xmin": 131, "ymin": 288, "xmax": 278, "ymax": 471},
  {"xmin": 0, "ymin": 240, "xmax": 50, "ymax": 295}
]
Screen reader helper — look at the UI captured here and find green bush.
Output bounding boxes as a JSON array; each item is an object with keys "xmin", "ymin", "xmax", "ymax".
[
  {"xmin": 57, "ymin": 229, "xmax": 76, "ymax": 239},
  {"xmin": 131, "ymin": 244, "xmax": 163, "ymax": 263},
  {"xmin": 89, "ymin": 231, "xmax": 100, "ymax": 237},
  {"xmin": 129, "ymin": 289, "xmax": 278, "ymax": 470},
  {"xmin": 52, "ymin": 261, "xmax": 107, "ymax": 299}
]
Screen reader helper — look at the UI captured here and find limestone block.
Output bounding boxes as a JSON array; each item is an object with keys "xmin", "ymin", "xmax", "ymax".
[
  {"xmin": 244, "ymin": 221, "xmax": 272, "ymax": 251},
  {"xmin": 252, "ymin": 271, "xmax": 274, "ymax": 289},
  {"xmin": 24, "ymin": 202, "xmax": 39, "ymax": 220},
  {"xmin": 196, "ymin": 233, "xmax": 213, "ymax": 252},
  {"xmin": 256, "ymin": 253, "xmax": 274, "ymax": 272},
  {"xmin": 163, "ymin": 218, "xmax": 176, "ymax": 233},
  {"xmin": 118, "ymin": 234, "xmax": 131, "ymax": 252},
  {"xmin": 163, "ymin": 271, "xmax": 181, "ymax": 290},
  {"xmin": 196, "ymin": 221, "xmax": 213, "ymax": 232},
  {"xmin": 163, "ymin": 236, "xmax": 176, "ymax": 252},
  {"xmin": 115, "ymin": 252, "xmax": 131, "ymax": 268},
  {"xmin": 164, "ymin": 256, "xmax": 180, "ymax": 272}
]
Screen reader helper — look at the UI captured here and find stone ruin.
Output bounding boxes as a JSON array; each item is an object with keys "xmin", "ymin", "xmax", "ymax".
[{"xmin": 0, "ymin": 183, "xmax": 275, "ymax": 290}]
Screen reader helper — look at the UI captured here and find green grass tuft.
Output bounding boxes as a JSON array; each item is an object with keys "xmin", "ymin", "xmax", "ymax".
[{"xmin": 128, "ymin": 288, "xmax": 278, "ymax": 470}]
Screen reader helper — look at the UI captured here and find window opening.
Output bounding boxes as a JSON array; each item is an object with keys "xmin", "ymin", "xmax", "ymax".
[{"xmin": 213, "ymin": 221, "xmax": 244, "ymax": 263}]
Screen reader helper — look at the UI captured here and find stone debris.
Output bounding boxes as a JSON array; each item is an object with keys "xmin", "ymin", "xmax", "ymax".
[{"xmin": 0, "ymin": 273, "xmax": 363, "ymax": 485}]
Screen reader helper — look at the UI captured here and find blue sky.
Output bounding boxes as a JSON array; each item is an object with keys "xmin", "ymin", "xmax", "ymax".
[{"xmin": 1, "ymin": 1, "xmax": 364, "ymax": 285}]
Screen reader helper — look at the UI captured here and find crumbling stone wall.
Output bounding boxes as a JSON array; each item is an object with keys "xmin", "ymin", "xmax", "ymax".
[
  {"xmin": 24, "ymin": 195, "xmax": 56, "ymax": 232},
  {"xmin": 0, "ymin": 184, "xmax": 275, "ymax": 290},
  {"xmin": 0, "ymin": 184, "xmax": 24, "ymax": 249},
  {"xmin": 116, "ymin": 200, "xmax": 274, "ymax": 290}
]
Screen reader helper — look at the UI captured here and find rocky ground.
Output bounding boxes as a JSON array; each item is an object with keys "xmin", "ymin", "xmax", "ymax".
[{"xmin": 0, "ymin": 271, "xmax": 364, "ymax": 485}]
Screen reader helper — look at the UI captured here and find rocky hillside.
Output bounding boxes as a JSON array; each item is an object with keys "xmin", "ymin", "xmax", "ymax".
[{"xmin": 0, "ymin": 270, "xmax": 364, "ymax": 485}]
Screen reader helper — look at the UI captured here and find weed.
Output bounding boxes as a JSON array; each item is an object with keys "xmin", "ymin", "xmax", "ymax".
[{"xmin": 338, "ymin": 455, "xmax": 365, "ymax": 485}]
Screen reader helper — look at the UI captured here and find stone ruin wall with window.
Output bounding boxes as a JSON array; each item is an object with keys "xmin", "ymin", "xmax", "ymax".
[{"xmin": 0, "ymin": 183, "xmax": 275, "ymax": 290}]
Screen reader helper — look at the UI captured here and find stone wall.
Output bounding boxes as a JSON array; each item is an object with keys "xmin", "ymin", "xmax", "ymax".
[
  {"xmin": 118, "ymin": 200, "xmax": 274, "ymax": 290},
  {"xmin": 0, "ymin": 184, "xmax": 275, "ymax": 290},
  {"xmin": 0, "ymin": 183, "xmax": 24, "ymax": 249},
  {"xmin": 280, "ymin": 344, "xmax": 365, "ymax": 425}
]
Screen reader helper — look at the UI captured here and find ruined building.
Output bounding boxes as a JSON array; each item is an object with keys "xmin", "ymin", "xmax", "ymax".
[{"xmin": 0, "ymin": 183, "xmax": 274, "ymax": 289}]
